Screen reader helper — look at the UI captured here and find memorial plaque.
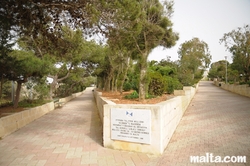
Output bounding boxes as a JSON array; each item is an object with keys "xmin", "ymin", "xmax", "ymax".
[{"xmin": 111, "ymin": 108, "xmax": 151, "ymax": 144}]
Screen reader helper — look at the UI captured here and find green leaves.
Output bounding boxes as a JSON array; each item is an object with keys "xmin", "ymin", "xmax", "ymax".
[
  {"xmin": 9, "ymin": 50, "xmax": 49, "ymax": 78},
  {"xmin": 220, "ymin": 25, "xmax": 250, "ymax": 82},
  {"xmin": 178, "ymin": 38, "xmax": 211, "ymax": 85}
]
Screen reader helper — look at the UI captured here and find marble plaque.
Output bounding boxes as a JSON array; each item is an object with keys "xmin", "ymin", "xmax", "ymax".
[{"xmin": 111, "ymin": 108, "xmax": 151, "ymax": 144}]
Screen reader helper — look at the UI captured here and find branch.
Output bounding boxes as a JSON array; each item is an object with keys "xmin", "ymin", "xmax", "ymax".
[
  {"xmin": 132, "ymin": 36, "xmax": 144, "ymax": 55},
  {"xmin": 31, "ymin": 36, "xmax": 43, "ymax": 57},
  {"xmin": 34, "ymin": 2, "xmax": 86, "ymax": 9},
  {"xmin": 57, "ymin": 63, "xmax": 73, "ymax": 82}
]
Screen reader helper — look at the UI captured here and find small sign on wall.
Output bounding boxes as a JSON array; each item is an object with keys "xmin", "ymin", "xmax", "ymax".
[{"xmin": 111, "ymin": 108, "xmax": 151, "ymax": 144}]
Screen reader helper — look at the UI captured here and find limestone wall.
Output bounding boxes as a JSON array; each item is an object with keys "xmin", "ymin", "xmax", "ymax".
[
  {"xmin": 0, "ymin": 89, "xmax": 87, "ymax": 138},
  {"xmin": 93, "ymin": 90, "xmax": 116, "ymax": 123},
  {"xmin": 58, "ymin": 91, "xmax": 83, "ymax": 103},
  {"xmin": 214, "ymin": 81, "xmax": 250, "ymax": 98},
  {"xmin": 93, "ymin": 84, "xmax": 198, "ymax": 154},
  {"xmin": 0, "ymin": 102, "xmax": 54, "ymax": 138}
]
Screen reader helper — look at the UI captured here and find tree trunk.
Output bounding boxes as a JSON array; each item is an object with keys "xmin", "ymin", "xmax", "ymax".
[
  {"xmin": 49, "ymin": 75, "xmax": 57, "ymax": 100},
  {"xmin": 138, "ymin": 55, "xmax": 148, "ymax": 101},
  {"xmin": 49, "ymin": 82, "xmax": 55, "ymax": 100},
  {"xmin": 111, "ymin": 72, "xmax": 116, "ymax": 92},
  {"xmin": 65, "ymin": 82, "xmax": 77, "ymax": 96},
  {"xmin": 48, "ymin": 71, "xmax": 71, "ymax": 100},
  {"xmin": 118, "ymin": 57, "xmax": 130, "ymax": 94},
  {"xmin": 104, "ymin": 68, "xmax": 114, "ymax": 92},
  {"xmin": 97, "ymin": 77, "xmax": 103, "ymax": 89},
  {"xmin": 13, "ymin": 81, "xmax": 22, "ymax": 108},
  {"xmin": 104, "ymin": 75, "xmax": 112, "ymax": 92},
  {"xmin": 0, "ymin": 76, "xmax": 3, "ymax": 99}
]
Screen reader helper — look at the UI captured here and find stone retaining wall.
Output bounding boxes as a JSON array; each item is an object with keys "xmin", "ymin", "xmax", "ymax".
[
  {"xmin": 0, "ymin": 102, "xmax": 54, "ymax": 138},
  {"xmin": 214, "ymin": 81, "xmax": 250, "ymax": 98},
  {"xmin": 93, "ymin": 84, "xmax": 198, "ymax": 154},
  {"xmin": 0, "ymin": 89, "xmax": 87, "ymax": 138}
]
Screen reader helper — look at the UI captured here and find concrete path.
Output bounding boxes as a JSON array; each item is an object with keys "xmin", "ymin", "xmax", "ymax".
[
  {"xmin": 153, "ymin": 81, "xmax": 250, "ymax": 166},
  {"xmin": 0, "ymin": 82, "xmax": 250, "ymax": 166}
]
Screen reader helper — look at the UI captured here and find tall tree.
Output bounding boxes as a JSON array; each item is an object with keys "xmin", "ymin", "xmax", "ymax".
[
  {"xmin": 208, "ymin": 60, "xmax": 228, "ymax": 81},
  {"xmin": 0, "ymin": 0, "xmax": 101, "ymax": 42},
  {"xmin": 46, "ymin": 27, "xmax": 87, "ymax": 99},
  {"xmin": 7, "ymin": 50, "xmax": 50, "ymax": 108},
  {"xmin": 0, "ymin": 8, "xmax": 16, "ymax": 98},
  {"xmin": 178, "ymin": 37, "xmax": 211, "ymax": 85},
  {"xmin": 105, "ymin": 0, "xmax": 178, "ymax": 100},
  {"xmin": 17, "ymin": 26, "xmax": 88, "ymax": 99},
  {"xmin": 208, "ymin": 60, "xmax": 239, "ymax": 83},
  {"xmin": 220, "ymin": 25, "xmax": 250, "ymax": 82}
]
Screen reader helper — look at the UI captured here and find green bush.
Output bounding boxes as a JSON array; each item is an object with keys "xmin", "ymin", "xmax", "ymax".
[
  {"xmin": 240, "ymin": 80, "xmax": 250, "ymax": 86},
  {"xmin": 178, "ymin": 72, "xmax": 195, "ymax": 86},
  {"xmin": 247, "ymin": 80, "xmax": 250, "ymax": 86},
  {"xmin": 145, "ymin": 93, "xmax": 155, "ymax": 99},
  {"xmin": 164, "ymin": 76, "xmax": 183, "ymax": 94},
  {"xmin": 124, "ymin": 91, "xmax": 139, "ymax": 99},
  {"xmin": 148, "ymin": 72, "xmax": 166, "ymax": 96},
  {"xmin": 130, "ymin": 77, "xmax": 139, "ymax": 92},
  {"xmin": 18, "ymin": 99, "xmax": 49, "ymax": 108},
  {"xmin": 123, "ymin": 82, "xmax": 132, "ymax": 91},
  {"xmin": 2, "ymin": 81, "xmax": 12, "ymax": 99},
  {"xmin": 0, "ymin": 99, "xmax": 12, "ymax": 107}
]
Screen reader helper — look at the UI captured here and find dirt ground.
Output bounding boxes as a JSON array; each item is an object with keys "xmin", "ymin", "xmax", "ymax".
[
  {"xmin": 0, "ymin": 91, "xmax": 174, "ymax": 117},
  {"xmin": 100, "ymin": 90, "xmax": 174, "ymax": 104},
  {"xmin": 0, "ymin": 106, "xmax": 24, "ymax": 118}
]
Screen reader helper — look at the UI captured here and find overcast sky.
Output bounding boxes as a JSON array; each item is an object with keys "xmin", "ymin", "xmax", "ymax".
[{"xmin": 148, "ymin": 0, "xmax": 250, "ymax": 64}]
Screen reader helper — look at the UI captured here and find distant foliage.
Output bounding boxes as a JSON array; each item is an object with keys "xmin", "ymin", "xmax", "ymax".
[{"xmin": 220, "ymin": 25, "xmax": 250, "ymax": 82}]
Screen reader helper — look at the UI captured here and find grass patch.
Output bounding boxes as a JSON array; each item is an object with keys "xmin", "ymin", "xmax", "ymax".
[
  {"xmin": 18, "ymin": 99, "xmax": 51, "ymax": 108},
  {"xmin": 124, "ymin": 91, "xmax": 139, "ymax": 99},
  {"xmin": 124, "ymin": 91, "xmax": 157, "ymax": 99},
  {"xmin": 0, "ymin": 99, "xmax": 12, "ymax": 107}
]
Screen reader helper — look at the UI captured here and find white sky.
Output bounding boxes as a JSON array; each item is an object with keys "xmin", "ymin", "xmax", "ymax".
[{"xmin": 148, "ymin": 0, "xmax": 250, "ymax": 64}]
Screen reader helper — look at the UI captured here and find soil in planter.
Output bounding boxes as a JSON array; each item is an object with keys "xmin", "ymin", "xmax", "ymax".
[
  {"xmin": 99, "ymin": 90, "xmax": 175, "ymax": 104},
  {"xmin": 0, "ymin": 91, "xmax": 174, "ymax": 117},
  {"xmin": 0, "ymin": 106, "xmax": 24, "ymax": 118}
]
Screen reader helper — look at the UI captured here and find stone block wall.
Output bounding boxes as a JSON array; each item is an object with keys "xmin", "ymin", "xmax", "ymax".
[
  {"xmin": 214, "ymin": 81, "xmax": 250, "ymax": 98},
  {"xmin": 0, "ymin": 102, "xmax": 54, "ymax": 138},
  {"xmin": 93, "ymin": 84, "xmax": 199, "ymax": 154},
  {"xmin": 93, "ymin": 90, "xmax": 116, "ymax": 123},
  {"xmin": 0, "ymin": 89, "xmax": 87, "ymax": 138}
]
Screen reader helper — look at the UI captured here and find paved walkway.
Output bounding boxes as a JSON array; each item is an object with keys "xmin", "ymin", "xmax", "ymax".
[
  {"xmin": 0, "ymin": 82, "xmax": 250, "ymax": 166},
  {"xmin": 154, "ymin": 81, "xmax": 250, "ymax": 166}
]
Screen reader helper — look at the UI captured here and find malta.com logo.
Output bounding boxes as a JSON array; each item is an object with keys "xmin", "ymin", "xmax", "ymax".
[{"xmin": 190, "ymin": 153, "xmax": 246, "ymax": 163}]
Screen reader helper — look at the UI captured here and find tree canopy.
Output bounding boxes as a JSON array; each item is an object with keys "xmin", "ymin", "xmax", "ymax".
[
  {"xmin": 220, "ymin": 25, "xmax": 250, "ymax": 82},
  {"xmin": 1, "ymin": 0, "xmax": 209, "ymax": 107},
  {"xmin": 178, "ymin": 37, "xmax": 211, "ymax": 85},
  {"xmin": 103, "ymin": 0, "xmax": 179, "ymax": 100}
]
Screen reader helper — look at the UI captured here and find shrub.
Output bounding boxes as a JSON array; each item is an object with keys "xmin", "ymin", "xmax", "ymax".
[
  {"xmin": 145, "ymin": 93, "xmax": 155, "ymax": 99},
  {"xmin": 18, "ymin": 99, "xmax": 49, "ymax": 108},
  {"xmin": 178, "ymin": 72, "xmax": 195, "ymax": 86},
  {"xmin": 159, "ymin": 76, "xmax": 182, "ymax": 94},
  {"xmin": 247, "ymin": 80, "xmax": 250, "ymax": 87},
  {"xmin": 148, "ymin": 72, "xmax": 166, "ymax": 96},
  {"xmin": 0, "ymin": 100, "xmax": 12, "ymax": 107},
  {"xmin": 124, "ymin": 91, "xmax": 139, "ymax": 99},
  {"xmin": 123, "ymin": 82, "xmax": 132, "ymax": 91}
]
